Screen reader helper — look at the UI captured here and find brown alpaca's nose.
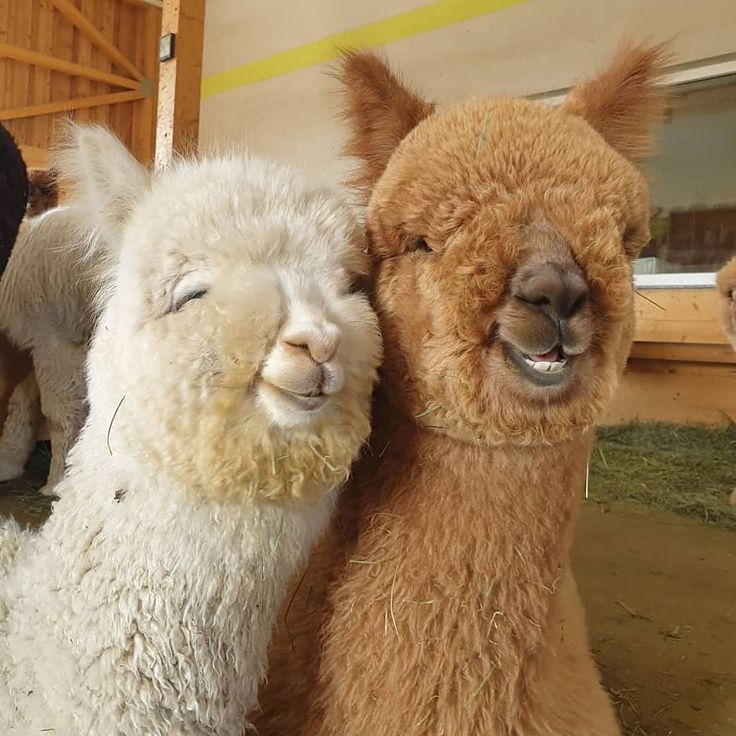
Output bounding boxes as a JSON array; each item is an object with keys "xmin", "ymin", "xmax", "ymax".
[{"xmin": 513, "ymin": 263, "xmax": 589, "ymax": 321}]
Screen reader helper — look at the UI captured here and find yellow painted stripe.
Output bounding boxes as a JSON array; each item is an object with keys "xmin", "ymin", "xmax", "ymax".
[{"xmin": 202, "ymin": 0, "xmax": 528, "ymax": 98}]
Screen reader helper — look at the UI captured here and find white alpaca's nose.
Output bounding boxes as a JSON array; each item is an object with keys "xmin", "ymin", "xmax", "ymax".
[
  {"xmin": 277, "ymin": 318, "xmax": 343, "ymax": 396},
  {"xmin": 257, "ymin": 271, "xmax": 349, "ymax": 424},
  {"xmin": 260, "ymin": 312, "xmax": 345, "ymax": 415},
  {"xmin": 281, "ymin": 321, "xmax": 341, "ymax": 365}
]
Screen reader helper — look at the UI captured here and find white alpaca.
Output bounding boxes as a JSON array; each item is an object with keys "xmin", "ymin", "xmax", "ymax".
[
  {"xmin": 0, "ymin": 125, "xmax": 381, "ymax": 735},
  {"xmin": 0, "ymin": 206, "xmax": 100, "ymax": 494}
]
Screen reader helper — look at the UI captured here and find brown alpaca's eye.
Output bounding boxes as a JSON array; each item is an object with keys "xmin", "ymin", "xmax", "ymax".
[{"xmin": 408, "ymin": 237, "xmax": 434, "ymax": 254}]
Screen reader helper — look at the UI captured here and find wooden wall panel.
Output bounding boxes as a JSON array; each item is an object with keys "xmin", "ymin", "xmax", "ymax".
[
  {"xmin": 0, "ymin": 0, "xmax": 162, "ymax": 436},
  {"xmin": 633, "ymin": 289, "xmax": 726, "ymax": 345},
  {"xmin": 110, "ymin": 0, "xmax": 136, "ymax": 148},
  {"xmin": 51, "ymin": 0, "xmax": 74, "ymax": 128},
  {"xmin": 31, "ymin": 0, "xmax": 53, "ymax": 145},
  {"xmin": 0, "ymin": 0, "xmax": 160, "ymax": 160},
  {"xmin": 603, "ymin": 359, "xmax": 736, "ymax": 427},
  {"xmin": 94, "ymin": 0, "xmax": 116, "ymax": 127}
]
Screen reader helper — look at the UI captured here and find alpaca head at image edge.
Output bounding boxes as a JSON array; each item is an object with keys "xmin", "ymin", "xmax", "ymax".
[
  {"xmin": 716, "ymin": 256, "xmax": 736, "ymax": 350},
  {"xmin": 56, "ymin": 124, "xmax": 382, "ymax": 502},
  {"xmin": 340, "ymin": 42, "xmax": 670, "ymax": 446}
]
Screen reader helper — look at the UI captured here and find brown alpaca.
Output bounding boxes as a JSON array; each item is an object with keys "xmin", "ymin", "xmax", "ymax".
[
  {"xmin": 26, "ymin": 168, "xmax": 59, "ymax": 217},
  {"xmin": 254, "ymin": 43, "xmax": 669, "ymax": 736},
  {"xmin": 716, "ymin": 255, "xmax": 736, "ymax": 350}
]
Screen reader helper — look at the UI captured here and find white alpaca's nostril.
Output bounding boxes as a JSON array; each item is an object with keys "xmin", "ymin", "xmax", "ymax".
[{"xmin": 282, "ymin": 322, "xmax": 341, "ymax": 365}]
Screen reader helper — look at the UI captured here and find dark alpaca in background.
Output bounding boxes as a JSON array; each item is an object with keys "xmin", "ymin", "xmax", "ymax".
[{"xmin": 0, "ymin": 123, "xmax": 28, "ymax": 275}]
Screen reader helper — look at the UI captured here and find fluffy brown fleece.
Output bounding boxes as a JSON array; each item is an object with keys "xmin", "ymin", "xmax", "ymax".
[
  {"xmin": 716, "ymin": 255, "xmax": 736, "ymax": 350},
  {"xmin": 254, "ymin": 42, "xmax": 670, "ymax": 735}
]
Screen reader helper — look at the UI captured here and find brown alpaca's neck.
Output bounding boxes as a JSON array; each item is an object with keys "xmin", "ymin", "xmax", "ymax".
[
  {"xmin": 347, "ymin": 397, "xmax": 591, "ymax": 685},
  {"xmin": 254, "ymin": 399, "xmax": 596, "ymax": 735},
  {"xmin": 358, "ymin": 398, "xmax": 590, "ymax": 556}
]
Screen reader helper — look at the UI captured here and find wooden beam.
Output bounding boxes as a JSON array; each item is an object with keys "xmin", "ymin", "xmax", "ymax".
[
  {"xmin": 155, "ymin": 0, "xmax": 205, "ymax": 169},
  {"xmin": 131, "ymin": 6, "xmax": 161, "ymax": 163},
  {"xmin": 604, "ymin": 359, "xmax": 736, "ymax": 427},
  {"xmin": 634, "ymin": 288, "xmax": 726, "ymax": 345},
  {"xmin": 0, "ymin": 42, "xmax": 140, "ymax": 90},
  {"xmin": 121, "ymin": 0, "xmax": 163, "ymax": 7},
  {"xmin": 2, "ymin": 91, "xmax": 144, "ymax": 122},
  {"xmin": 629, "ymin": 341, "xmax": 736, "ymax": 364},
  {"xmin": 50, "ymin": 0, "xmax": 144, "ymax": 81}
]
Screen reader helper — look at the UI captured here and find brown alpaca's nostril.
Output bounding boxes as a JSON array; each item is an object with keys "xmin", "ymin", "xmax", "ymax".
[{"xmin": 514, "ymin": 263, "xmax": 589, "ymax": 321}]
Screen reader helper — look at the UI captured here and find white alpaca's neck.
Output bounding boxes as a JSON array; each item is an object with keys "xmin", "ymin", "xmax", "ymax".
[{"xmin": 2, "ymin": 430, "xmax": 334, "ymax": 736}]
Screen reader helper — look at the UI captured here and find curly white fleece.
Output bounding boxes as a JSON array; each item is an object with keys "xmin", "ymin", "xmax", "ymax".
[
  {"xmin": 0, "ymin": 479, "xmax": 334, "ymax": 734},
  {"xmin": 0, "ymin": 125, "xmax": 380, "ymax": 735}
]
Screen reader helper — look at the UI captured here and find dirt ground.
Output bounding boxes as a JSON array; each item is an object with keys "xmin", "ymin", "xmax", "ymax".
[
  {"xmin": 1, "ymin": 438, "xmax": 734, "ymax": 735},
  {"xmin": 576, "ymin": 501, "xmax": 736, "ymax": 736}
]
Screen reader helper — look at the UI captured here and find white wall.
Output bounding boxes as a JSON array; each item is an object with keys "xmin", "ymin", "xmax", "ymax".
[{"xmin": 200, "ymin": 0, "xmax": 736, "ymax": 188}]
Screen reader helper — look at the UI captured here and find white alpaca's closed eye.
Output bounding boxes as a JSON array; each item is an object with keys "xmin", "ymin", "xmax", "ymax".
[{"xmin": 171, "ymin": 277, "xmax": 209, "ymax": 313}]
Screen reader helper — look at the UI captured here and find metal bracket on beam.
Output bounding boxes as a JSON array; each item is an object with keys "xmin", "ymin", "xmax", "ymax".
[{"xmin": 159, "ymin": 33, "xmax": 176, "ymax": 62}]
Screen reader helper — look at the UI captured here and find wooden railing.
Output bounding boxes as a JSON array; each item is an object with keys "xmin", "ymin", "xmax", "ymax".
[{"xmin": 604, "ymin": 288, "xmax": 736, "ymax": 426}]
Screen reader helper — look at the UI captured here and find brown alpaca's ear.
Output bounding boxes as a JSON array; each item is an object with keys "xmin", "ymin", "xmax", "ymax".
[
  {"xmin": 563, "ymin": 41, "xmax": 672, "ymax": 162},
  {"xmin": 337, "ymin": 50, "xmax": 434, "ymax": 199}
]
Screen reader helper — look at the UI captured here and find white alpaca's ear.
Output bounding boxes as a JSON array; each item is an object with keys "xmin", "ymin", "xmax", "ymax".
[{"xmin": 54, "ymin": 123, "xmax": 150, "ymax": 241}]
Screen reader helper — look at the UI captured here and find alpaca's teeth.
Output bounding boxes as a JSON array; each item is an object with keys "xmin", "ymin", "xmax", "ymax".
[{"xmin": 523, "ymin": 355, "xmax": 568, "ymax": 373}]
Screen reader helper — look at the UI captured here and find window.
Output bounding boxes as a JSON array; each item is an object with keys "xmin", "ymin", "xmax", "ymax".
[
  {"xmin": 637, "ymin": 68, "xmax": 736, "ymax": 288},
  {"xmin": 533, "ymin": 56, "xmax": 736, "ymax": 289}
]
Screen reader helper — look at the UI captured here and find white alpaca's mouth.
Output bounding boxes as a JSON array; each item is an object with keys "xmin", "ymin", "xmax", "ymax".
[
  {"xmin": 504, "ymin": 343, "xmax": 574, "ymax": 387},
  {"xmin": 260, "ymin": 380, "xmax": 328, "ymax": 413}
]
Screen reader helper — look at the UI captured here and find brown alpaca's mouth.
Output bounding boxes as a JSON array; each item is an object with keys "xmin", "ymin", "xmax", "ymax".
[{"xmin": 503, "ymin": 342, "xmax": 574, "ymax": 387}]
